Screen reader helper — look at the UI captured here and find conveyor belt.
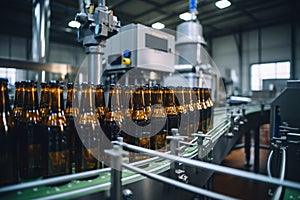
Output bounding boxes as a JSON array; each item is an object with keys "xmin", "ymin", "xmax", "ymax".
[{"xmin": 0, "ymin": 104, "xmax": 270, "ymax": 200}]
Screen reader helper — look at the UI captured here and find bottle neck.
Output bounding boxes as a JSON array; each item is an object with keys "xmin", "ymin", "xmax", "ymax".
[
  {"xmin": 49, "ymin": 86, "xmax": 64, "ymax": 113},
  {"xmin": 133, "ymin": 89, "xmax": 145, "ymax": 110},
  {"xmin": 164, "ymin": 89, "xmax": 176, "ymax": 107},
  {"xmin": 66, "ymin": 88, "xmax": 78, "ymax": 109},
  {"xmin": 95, "ymin": 88, "xmax": 105, "ymax": 108},
  {"xmin": 40, "ymin": 87, "xmax": 49, "ymax": 108},
  {"xmin": 144, "ymin": 89, "xmax": 151, "ymax": 107},
  {"xmin": 23, "ymin": 86, "xmax": 39, "ymax": 111},
  {"xmin": 80, "ymin": 86, "xmax": 95, "ymax": 114},
  {"xmin": 151, "ymin": 90, "xmax": 163, "ymax": 106},
  {"xmin": 107, "ymin": 88, "xmax": 121, "ymax": 111},
  {"xmin": 14, "ymin": 86, "xmax": 24, "ymax": 108},
  {"xmin": 0, "ymin": 82, "xmax": 11, "ymax": 114}
]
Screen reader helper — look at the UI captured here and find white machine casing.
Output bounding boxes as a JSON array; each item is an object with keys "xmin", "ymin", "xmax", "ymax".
[{"xmin": 104, "ymin": 23, "xmax": 175, "ymax": 73}]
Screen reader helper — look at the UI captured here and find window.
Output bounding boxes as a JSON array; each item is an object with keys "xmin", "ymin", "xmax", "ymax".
[
  {"xmin": 250, "ymin": 61, "xmax": 290, "ymax": 91},
  {"xmin": 0, "ymin": 68, "xmax": 16, "ymax": 84}
]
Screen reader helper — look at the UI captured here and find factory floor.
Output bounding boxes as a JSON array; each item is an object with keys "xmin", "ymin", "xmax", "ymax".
[{"xmin": 213, "ymin": 124, "xmax": 273, "ymax": 200}]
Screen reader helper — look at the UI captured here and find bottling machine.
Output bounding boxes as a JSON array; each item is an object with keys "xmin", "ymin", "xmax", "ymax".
[{"xmin": 0, "ymin": 0, "xmax": 300, "ymax": 200}]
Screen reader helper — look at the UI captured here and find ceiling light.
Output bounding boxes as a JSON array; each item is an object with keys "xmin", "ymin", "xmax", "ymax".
[
  {"xmin": 68, "ymin": 20, "xmax": 80, "ymax": 28},
  {"xmin": 152, "ymin": 22, "xmax": 165, "ymax": 30},
  {"xmin": 179, "ymin": 12, "xmax": 197, "ymax": 21},
  {"xmin": 215, "ymin": 0, "xmax": 231, "ymax": 9}
]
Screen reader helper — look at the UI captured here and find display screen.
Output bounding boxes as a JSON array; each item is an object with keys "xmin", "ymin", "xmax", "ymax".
[
  {"xmin": 145, "ymin": 34, "xmax": 168, "ymax": 52},
  {"xmin": 108, "ymin": 54, "xmax": 122, "ymax": 66}
]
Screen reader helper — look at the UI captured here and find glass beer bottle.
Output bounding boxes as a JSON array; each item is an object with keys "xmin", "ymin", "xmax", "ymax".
[
  {"xmin": 143, "ymin": 84, "xmax": 152, "ymax": 120},
  {"xmin": 204, "ymin": 88, "xmax": 213, "ymax": 131},
  {"xmin": 193, "ymin": 87, "xmax": 203, "ymax": 133},
  {"xmin": 43, "ymin": 81, "xmax": 71, "ymax": 178},
  {"xmin": 164, "ymin": 87, "xmax": 179, "ymax": 136},
  {"xmin": 120, "ymin": 85, "xmax": 134, "ymax": 144},
  {"xmin": 200, "ymin": 88, "xmax": 208, "ymax": 133},
  {"xmin": 95, "ymin": 84, "xmax": 106, "ymax": 127},
  {"xmin": 150, "ymin": 85, "xmax": 167, "ymax": 150},
  {"xmin": 174, "ymin": 86, "xmax": 189, "ymax": 137},
  {"xmin": 19, "ymin": 80, "xmax": 44, "ymax": 180},
  {"xmin": 12, "ymin": 81, "xmax": 24, "ymax": 125},
  {"xmin": 104, "ymin": 84, "xmax": 122, "ymax": 141},
  {"xmin": 0, "ymin": 78, "xmax": 18, "ymax": 186},
  {"xmin": 76, "ymin": 82, "xmax": 101, "ymax": 173},
  {"xmin": 39, "ymin": 82, "xmax": 50, "ymax": 120},
  {"xmin": 65, "ymin": 82, "xmax": 79, "ymax": 170}
]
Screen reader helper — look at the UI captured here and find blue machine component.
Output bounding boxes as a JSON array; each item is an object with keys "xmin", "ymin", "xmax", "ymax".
[
  {"xmin": 190, "ymin": 0, "xmax": 197, "ymax": 12},
  {"xmin": 123, "ymin": 50, "xmax": 131, "ymax": 58}
]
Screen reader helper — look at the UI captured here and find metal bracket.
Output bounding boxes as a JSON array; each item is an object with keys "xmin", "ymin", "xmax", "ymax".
[{"xmin": 105, "ymin": 138, "xmax": 129, "ymax": 200}]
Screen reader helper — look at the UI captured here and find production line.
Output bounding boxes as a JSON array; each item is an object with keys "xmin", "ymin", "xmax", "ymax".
[{"xmin": 0, "ymin": 0, "xmax": 300, "ymax": 200}]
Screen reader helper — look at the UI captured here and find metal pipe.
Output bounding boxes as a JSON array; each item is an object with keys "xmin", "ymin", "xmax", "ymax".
[
  {"xmin": 32, "ymin": 0, "xmax": 50, "ymax": 63},
  {"xmin": 79, "ymin": 0, "xmax": 84, "ymax": 13},
  {"xmin": 98, "ymin": 0, "xmax": 105, "ymax": 7},
  {"xmin": 122, "ymin": 162, "xmax": 237, "ymax": 200},
  {"xmin": 273, "ymin": 147, "xmax": 286, "ymax": 200},
  {"xmin": 116, "ymin": 141, "xmax": 300, "ymax": 190},
  {"xmin": 267, "ymin": 150, "xmax": 274, "ymax": 177}
]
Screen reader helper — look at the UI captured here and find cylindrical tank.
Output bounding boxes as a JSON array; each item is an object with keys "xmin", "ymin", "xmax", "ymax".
[{"xmin": 176, "ymin": 20, "xmax": 206, "ymax": 66}]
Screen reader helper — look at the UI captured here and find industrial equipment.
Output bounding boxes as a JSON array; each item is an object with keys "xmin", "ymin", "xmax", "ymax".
[{"xmin": 268, "ymin": 80, "xmax": 300, "ymax": 199}]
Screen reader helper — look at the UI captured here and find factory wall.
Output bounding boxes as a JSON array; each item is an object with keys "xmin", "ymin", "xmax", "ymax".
[
  {"xmin": 0, "ymin": 34, "xmax": 85, "ymax": 67},
  {"xmin": 211, "ymin": 24, "xmax": 298, "ymax": 95}
]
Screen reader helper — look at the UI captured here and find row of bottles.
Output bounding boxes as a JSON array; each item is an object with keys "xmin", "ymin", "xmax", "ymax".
[
  {"xmin": 0, "ymin": 79, "xmax": 102, "ymax": 186},
  {"xmin": 0, "ymin": 78, "xmax": 213, "ymax": 186}
]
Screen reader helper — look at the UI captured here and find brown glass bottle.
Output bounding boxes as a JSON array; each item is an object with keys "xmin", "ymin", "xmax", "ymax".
[
  {"xmin": 132, "ymin": 86, "xmax": 151, "ymax": 147},
  {"xmin": 95, "ymin": 84, "xmax": 106, "ymax": 127},
  {"xmin": 43, "ymin": 81, "xmax": 71, "ymax": 178},
  {"xmin": 19, "ymin": 80, "xmax": 44, "ymax": 180},
  {"xmin": 204, "ymin": 88, "xmax": 213, "ymax": 131},
  {"xmin": 174, "ymin": 86, "xmax": 189, "ymax": 137},
  {"xmin": 143, "ymin": 84, "xmax": 152, "ymax": 120},
  {"xmin": 104, "ymin": 84, "xmax": 122, "ymax": 141},
  {"xmin": 65, "ymin": 83, "xmax": 79, "ymax": 169},
  {"xmin": 183, "ymin": 87, "xmax": 194, "ymax": 135},
  {"xmin": 0, "ymin": 78, "xmax": 18, "ymax": 186},
  {"xmin": 12, "ymin": 81, "xmax": 24, "ymax": 125},
  {"xmin": 193, "ymin": 87, "xmax": 202, "ymax": 133},
  {"xmin": 120, "ymin": 85, "xmax": 134, "ymax": 144},
  {"xmin": 76, "ymin": 82, "xmax": 101, "ymax": 173},
  {"xmin": 150, "ymin": 85, "xmax": 167, "ymax": 150},
  {"xmin": 39, "ymin": 82, "xmax": 50, "ymax": 119},
  {"xmin": 164, "ymin": 87, "xmax": 179, "ymax": 136},
  {"xmin": 200, "ymin": 88, "xmax": 208, "ymax": 133}
]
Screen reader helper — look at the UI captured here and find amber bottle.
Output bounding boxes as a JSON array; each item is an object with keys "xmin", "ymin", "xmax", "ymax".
[
  {"xmin": 76, "ymin": 82, "xmax": 101, "ymax": 173},
  {"xmin": 43, "ymin": 81, "xmax": 71, "ymax": 178},
  {"xmin": 12, "ymin": 81, "xmax": 24, "ymax": 125},
  {"xmin": 39, "ymin": 82, "xmax": 50, "ymax": 120},
  {"xmin": 95, "ymin": 84, "xmax": 106, "ymax": 127},
  {"xmin": 120, "ymin": 85, "xmax": 134, "ymax": 143},
  {"xmin": 150, "ymin": 85, "xmax": 167, "ymax": 150},
  {"xmin": 19, "ymin": 80, "xmax": 44, "ymax": 180},
  {"xmin": 193, "ymin": 87, "xmax": 202, "ymax": 133},
  {"xmin": 204, "ymin": 88, "xmax": 213, "ymax": 131},
  {"xmin": 65, "ymin": 82, "xmax": 79, "ymax": 169},
  {"xmin": 104, "ymin": 84, "xmax": 122, "ymax": 141},
  {"xmin": 131, "ymin": 86, "xmax": 151, "ymax": 149},
  {"xmin": 143, "ymin": 84, "xmax": 152, "ymax": 120},
  {"xmin": 200, "ymin": 88, "xmax": 208, "ymax": 133},
  {"xmin": 174, "ymin": 86, "xmax": 189, "ymax": 136},
  {"xmin": 0, "ymin": 78, "xmax": 18, "ymax": 186},
  {"xmin": 164, "ymin": 87, "xmax": 179, "ymax": 136}
]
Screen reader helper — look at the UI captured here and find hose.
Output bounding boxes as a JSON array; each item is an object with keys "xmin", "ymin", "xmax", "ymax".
[{"xmin": 270, "ymin": 147, "xmax": 286, "ymax": 200}]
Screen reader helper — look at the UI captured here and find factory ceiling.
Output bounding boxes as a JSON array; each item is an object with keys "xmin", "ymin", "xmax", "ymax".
[{"xmin": 0, "ymin": 0, "xmax": 298, "ymax": 46}]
